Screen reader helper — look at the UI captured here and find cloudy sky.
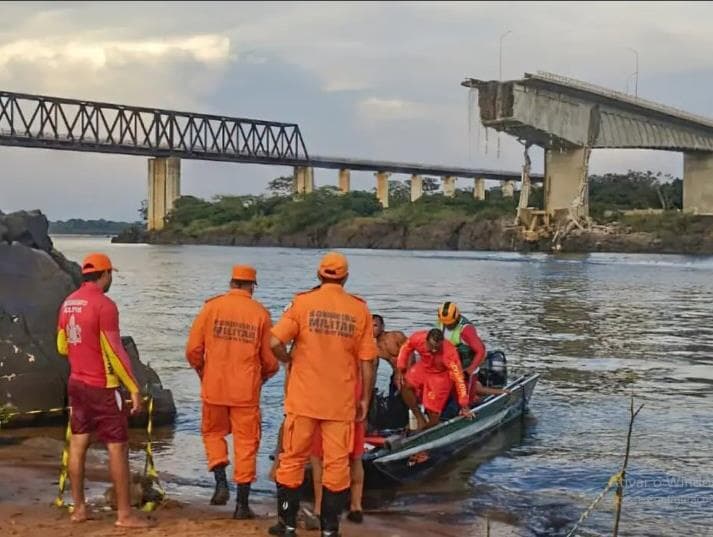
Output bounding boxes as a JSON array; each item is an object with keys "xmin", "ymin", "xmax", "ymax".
[{"xmin": 2, "ymin": 1, "xmax": 713, "ymax": 220}]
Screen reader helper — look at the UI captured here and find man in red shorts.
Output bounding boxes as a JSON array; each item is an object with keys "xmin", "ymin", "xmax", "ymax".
[
  {"xmin": 56, "ymin": 253, "xmax": 152, "ymax": 528},
  {"xmin": 395, "ymin": 328, "xmax": 470, "ymax": 430}
]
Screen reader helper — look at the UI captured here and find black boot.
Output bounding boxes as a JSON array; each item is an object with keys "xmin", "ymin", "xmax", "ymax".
[
  {"xmin": 210, "ymin": 464, "xmax": 230, "ymax": 506},
  {"xmin": 268, "ymin": 484, "xmax": 299, "ymax": 536},
  {"xmin": 233, "ymin": 483, "xmax": 255, "ymax": 520},
  {"xmin": 320, "ymin": 488, "xmax": 349, "ymax": 537}
]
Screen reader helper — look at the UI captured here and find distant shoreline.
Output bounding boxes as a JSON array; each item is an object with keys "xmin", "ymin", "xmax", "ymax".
[
  {"xmin": 112, "ymin": 215, "xmax": 713, "ymax": 256},
  {"xmin": 49, "ymin": 220, "xmax": 139, "ymax": 236}
]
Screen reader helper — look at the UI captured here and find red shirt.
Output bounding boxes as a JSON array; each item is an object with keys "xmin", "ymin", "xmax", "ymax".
[
  {"xmin": 397, "ymin": 330, "xmax": 468, "ymax": 407},
  {"xmin": 457, "ymin": 324, "xmax": 486, "ymax": 371},
  {"xmin": 57, "ymin": 282, "xmax": 139, "ymax": 393}
]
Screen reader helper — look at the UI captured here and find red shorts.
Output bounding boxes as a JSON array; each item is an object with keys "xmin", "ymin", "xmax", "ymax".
[
  {"xmin": 405, "ymin": 361, "xmax": 453, "ymax": 414},
  {"xmin": 68, "ymin": 378, "xmax": 129, "ymax": 444},
  {"xmin": 311, "ymin": 420, "xmax": 365, "ymax": 460}
]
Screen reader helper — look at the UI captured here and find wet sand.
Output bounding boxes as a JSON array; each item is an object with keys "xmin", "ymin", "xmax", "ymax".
[{"xmin": 0, "ymin": 435, "xmax": 519, "ymax": 537}]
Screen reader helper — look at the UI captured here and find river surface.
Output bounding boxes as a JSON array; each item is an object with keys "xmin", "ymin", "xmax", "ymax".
[{"xmin": 48, "ymin": 236, "xmax": 713, "ymax": 536}]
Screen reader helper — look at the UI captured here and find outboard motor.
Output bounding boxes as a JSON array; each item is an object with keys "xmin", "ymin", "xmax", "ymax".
[{"xmin": 478, "ymin": 350, "xmax": 508, "ymax": 388}]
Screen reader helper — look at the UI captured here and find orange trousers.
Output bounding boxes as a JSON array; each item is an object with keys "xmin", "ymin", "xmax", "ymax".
[
  {"xmin": 275, "ymin": 413, "xmax": 353, "ymax": 492},
  {"xmin": 201, "ymin": 403, "xmax": 260, "ymax": 484}
]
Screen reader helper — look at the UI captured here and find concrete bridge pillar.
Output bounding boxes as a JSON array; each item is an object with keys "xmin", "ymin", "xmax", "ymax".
[
  {"xmin": 375, "ymin": 171, "xmax": 390, "ymax": 208},
  {"xmin": 544, "ymin": 147, "xmax": 590, "ymax": 220},
  {"xmin": 410, "ymin": 175, "xmax": 423, "ymax": 202},
  {"xmin": 474, "ymin": 178, "xmax": 486, "ymax": 201},
  {"xmin": 442, "ymin": 176, "xmax": 456, "ymax": 198},
  {"xmin": 500, "ymin": 180, "xmax": 515, "ymax": 198},
  {"xmin": 683, "ymin": 152, "xmax": 713, "ymax": 215},
  {"xmin": 147, "ymin": 157, "xmax": 180, "ymax": 231},
  {"xmin": 293, "ymin": 166, "xmax": 314, "ymax": 196},
  {"xmin": 338, "ymin": 168, "xmax": 351, "ymax": 194}
]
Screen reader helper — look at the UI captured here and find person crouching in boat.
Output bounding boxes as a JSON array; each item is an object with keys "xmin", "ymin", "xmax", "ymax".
[{"xmin": 394, "ymin": 328, "xmax": 471, "ymax": 430}]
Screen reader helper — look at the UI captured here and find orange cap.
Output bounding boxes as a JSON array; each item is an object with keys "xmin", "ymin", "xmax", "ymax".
[
  {"xmin": 232, "ymin": 264, "xmax": 257, "ymax": 283},
  {"xmin": 318, "ymin": 251, "xmax": 349, "ymax": 280},
  {"xmin": 81, "ymin": 253, "xmax": 115, "ymax": 274}
]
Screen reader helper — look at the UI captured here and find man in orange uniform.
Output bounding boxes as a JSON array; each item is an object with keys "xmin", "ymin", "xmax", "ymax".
[
  {"xmin": 57, "ymin": 253, "xmax": 152, "ymax": 529},
  {"xmin": 186, "ymin": 265, "xmax": 279, "ymax": 519},
  {"xmin": 309, "ymin": 373, "xmax": 366, "ymax": 525},
  {"xmin": 269, "ymin": 252, "xmax": 377, "ymax": 537},
  {"xmin": 308, "ymin": 313, "xmax": 405, "ymax": 526},
  {"xmin": 396, "ymin": 329, "xmax": 470, "ymax": 430}
]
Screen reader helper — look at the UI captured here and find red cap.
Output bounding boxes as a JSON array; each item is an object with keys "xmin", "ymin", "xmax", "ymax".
[
  {"xmin": 81, "ymin": 253, "xmax": 115, "ymax": 274},
  {"xmin": 232, "ymin": 265, "xmax": 257, "ymax": 283},
  {"xmin": 318, "ymin": 252, "xmax": 349, "ymax": 280}
]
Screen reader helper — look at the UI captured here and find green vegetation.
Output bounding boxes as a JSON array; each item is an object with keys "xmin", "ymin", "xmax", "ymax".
[
  {"xmin": 157, "ymin": 170, "xmax": 689, "ymax": 239},
  {"xmin": 165, "ymin": 188, "xmax": 383, "ymax": 237},
  {"xmin": 50, "ymin": 219, "xmax": 140, "ymax": 235},
  {"xmin": 162, "ymin": 176, "xmax": 520, "ymax": 238},
  {"xmin": 590, "ymin": 171, "xmax": 682, "ymax": 220},
  {"xmin": 620, "ymin": 212, "xmax": 713, "ymax": 235}
]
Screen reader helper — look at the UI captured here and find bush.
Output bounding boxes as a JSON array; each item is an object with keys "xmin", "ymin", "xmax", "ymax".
[{"xmin": 273, "ymin": 188, "xmax": 381, "ymax": 234}]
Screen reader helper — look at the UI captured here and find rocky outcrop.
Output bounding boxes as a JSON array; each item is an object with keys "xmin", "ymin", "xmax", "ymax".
[
  {"xmin": 1, "ymin": 210, "xmax": 175, "ymax": 427},
  {"xmin": 116, "ymin": 217, "xmax": 531, "ymax": 252},
  {"xmin": 114, "ymin": 214, "xmax": 713, "ymax": 255}
]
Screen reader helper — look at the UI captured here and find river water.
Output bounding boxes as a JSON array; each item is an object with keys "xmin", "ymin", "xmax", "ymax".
[{"xmin": 49, "ymin": 236, "xmax": 713, "ymax": 536}]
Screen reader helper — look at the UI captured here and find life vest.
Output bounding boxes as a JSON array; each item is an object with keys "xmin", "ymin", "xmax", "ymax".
[{"xmin": 438, "ymin": 315, "xmax": 475, "ymax": 369}]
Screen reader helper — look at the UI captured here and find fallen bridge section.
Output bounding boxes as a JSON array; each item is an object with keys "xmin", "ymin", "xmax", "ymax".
[{"xmin": 463, "ymin": 71, "xmax": 713, "ymax": 216}]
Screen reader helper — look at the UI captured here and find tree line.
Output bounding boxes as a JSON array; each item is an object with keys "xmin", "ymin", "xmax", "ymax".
[{"xmin": 157, "ymin": 170, "xmax": 685, "ymax": 235}]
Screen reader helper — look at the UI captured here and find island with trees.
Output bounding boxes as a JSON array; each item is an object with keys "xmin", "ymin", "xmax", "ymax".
[{"xmin": 113, "ymin": 171, "xmax": 713, "ymax": 255}]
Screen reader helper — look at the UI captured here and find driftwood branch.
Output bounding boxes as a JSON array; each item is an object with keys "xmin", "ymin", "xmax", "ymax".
[{"xmin": 612, "ymin": 395, "xmax": 644, "ymax": 537}]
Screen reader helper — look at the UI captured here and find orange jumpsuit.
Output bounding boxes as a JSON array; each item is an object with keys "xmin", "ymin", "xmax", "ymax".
[
  {"xmin": 397, "ymin": 331, "xmax": 468, "ymax": 415},
  {"xmin": 186, "ymin": 288, "xmax": 279, "ymax": 484},
  {"xmin": 272, "ymin": 283, "xmax": 377, "ymax": 492}
]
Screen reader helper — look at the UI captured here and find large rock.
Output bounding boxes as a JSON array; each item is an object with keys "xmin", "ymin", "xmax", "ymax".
[{"xmin": 0, "ymin": 210, "xmax": 175, "ymax": 427}]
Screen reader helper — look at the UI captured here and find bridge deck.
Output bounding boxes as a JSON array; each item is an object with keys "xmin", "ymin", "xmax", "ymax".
[{"xmin": 0, "ymin": 89, "xmax": 534, "ymax": 182}]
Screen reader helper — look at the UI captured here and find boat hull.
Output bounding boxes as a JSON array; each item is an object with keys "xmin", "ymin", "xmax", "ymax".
[{"xmin": 364, "ymin": 373, "xmax": 539, "ymax": 486}]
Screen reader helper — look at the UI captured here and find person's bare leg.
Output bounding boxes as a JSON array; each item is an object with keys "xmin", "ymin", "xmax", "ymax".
[
  {"xmin": 69, "ymin": 433, "xmax": 91, "ymax": 522},
  {"xmin": 107, "ymin": 442, "xmax": 153, "ymax": 528},
  {"xmin": 423, "ymin": 410, "xmax": 441, "ymax": 430},
  {"xmin": 269, "ymin": 422, "xmax": 284, "ymax": 482},
  {"xmin": 310, "ymin": 456, "xmax": 323, "ymax": 515},
  {"xmin": 400, "ymin": 385, "xmax": 427, "ymax": 429},
  {"xmin": 349, "ymin": 458, "xmax": 364, "ymax": 513}
]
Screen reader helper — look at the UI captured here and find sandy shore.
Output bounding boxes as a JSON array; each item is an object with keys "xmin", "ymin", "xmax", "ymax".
[{"xmin": 0, "ymin": 434, "xmax": 520, "ymax": 537}]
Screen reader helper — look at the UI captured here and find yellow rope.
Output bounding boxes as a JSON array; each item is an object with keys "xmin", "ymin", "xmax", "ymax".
[
  {"xmin": 48, "ymin": 395, "xmax": 166, "ymax": 512},
  {"xmin": 52, "ymin": 413, "xmax": 73, "ymax": 511},
  {"xmin": 565, "ymin": 471, "xmax": 624, "ymax": 537},
  {"xmin": 140, "ymin": 396, "xmax": 165, "ymax": 512}
]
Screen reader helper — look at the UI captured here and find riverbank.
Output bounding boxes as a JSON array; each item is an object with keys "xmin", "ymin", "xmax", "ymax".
[
  {"xmin": 113, "ymin": 213, "xmax": 713, "ymax": 255},
  {"xmin": 0, "ymin": 432, "xmax": 519, "ymax": 537}
]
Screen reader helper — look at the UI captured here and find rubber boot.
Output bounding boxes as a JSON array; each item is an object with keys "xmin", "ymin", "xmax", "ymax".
[
  {"xmin": 320, "ymin": 488, "xmax": 349, "ymax": 537},
  {"xmin": 233, "ymin": 483, "xmax": 255, "ymax": 520},
  {"xmin": 268, "ymin": 484, "xmax": 299, "ymax": 536},
  {"xmin": 210, "ymin": 465, "xmax": 230, "ymax": 506}
]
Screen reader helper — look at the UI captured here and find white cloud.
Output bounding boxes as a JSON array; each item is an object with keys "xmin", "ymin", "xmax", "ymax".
[
  {"xmin": 0, "ymin": 34, "xmax": 231, "ymax": 71},
  {"xmin": 359, "ymin": 97, "xmax": 433, "ymax": 121},
  {"xmin": 1, "ymin": 2, "xmax": 712, "ymax": 218}
]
